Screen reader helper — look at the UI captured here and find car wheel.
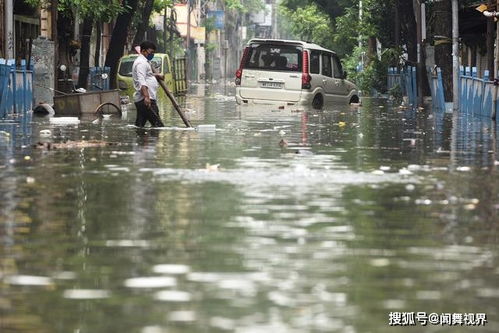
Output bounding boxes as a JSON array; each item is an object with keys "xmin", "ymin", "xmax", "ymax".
[{"xmin": 312, "ymin": 94, "xmax": 324, "ymax": 109}]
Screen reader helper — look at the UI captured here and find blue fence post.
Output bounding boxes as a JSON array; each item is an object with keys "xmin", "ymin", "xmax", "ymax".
[{"xmin": 0, "ymin": 59, "xmax": 8, "ymax": 118}]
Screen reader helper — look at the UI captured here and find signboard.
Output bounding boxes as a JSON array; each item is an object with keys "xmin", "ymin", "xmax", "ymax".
[{"xmin": 207, "ymin": 10, "xmax": 225, "ymax": 30}]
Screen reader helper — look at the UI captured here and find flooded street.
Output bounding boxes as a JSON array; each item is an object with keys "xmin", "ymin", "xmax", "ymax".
[{"xmin": 1, "ymin": 86, "xmax": 499, "ymax": 333}]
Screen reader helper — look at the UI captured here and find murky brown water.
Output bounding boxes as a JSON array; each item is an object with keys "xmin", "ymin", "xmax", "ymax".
[{"xmin": 1, "ymin": 86, "xmax": 498, "ymax": 332}]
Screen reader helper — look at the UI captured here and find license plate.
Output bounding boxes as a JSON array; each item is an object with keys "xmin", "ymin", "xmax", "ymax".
[{"xmin": 261, "ymin": 81, "xmax": 283, "ymax": 89}]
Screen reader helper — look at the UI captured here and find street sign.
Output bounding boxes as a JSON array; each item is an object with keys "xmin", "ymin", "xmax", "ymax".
[{"xmin": 207, "ymin": 10, "xmax": 224, "ymax": 30}]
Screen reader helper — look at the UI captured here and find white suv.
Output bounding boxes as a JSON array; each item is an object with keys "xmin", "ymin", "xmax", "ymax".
[{"xmin": 235, "ymin": 39, "xmax": 359, "ymax": 109}]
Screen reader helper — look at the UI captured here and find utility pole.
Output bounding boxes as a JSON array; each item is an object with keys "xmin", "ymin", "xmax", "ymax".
[
  {"xmin": 186, "ymin": 0, "xmax": 191, "ymax": 81},
  {"xmin": 223, "ymin": 39, "xmax": 228, "ymax": 95},
  {"xmin": 4, "ymin": 0, "xmax": 13, "ymax": 59},
  {"xmin": 496, "ymin": 0, "xmax": 499, "ymax": 76},
  {"xmin": 452, "ymin": 0, "xmax": 459, "ymax": 112},
  {"xmin": 416, "ymin": 0, "xmax": 423, "ymax": 107}
]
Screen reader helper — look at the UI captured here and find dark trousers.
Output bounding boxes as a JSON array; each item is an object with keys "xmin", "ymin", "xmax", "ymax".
[{"xmin": 134, "ymin": 99, "xmax": 165, "ymax": 128}]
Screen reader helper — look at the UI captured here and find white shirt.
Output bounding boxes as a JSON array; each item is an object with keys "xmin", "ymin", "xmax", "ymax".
[{"xmin": 132, "ymin": 54, "xmax": 159, "ymax": 102}]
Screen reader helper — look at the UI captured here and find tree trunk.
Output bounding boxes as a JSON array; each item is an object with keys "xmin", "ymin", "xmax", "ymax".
[
  {"xmin": 0, "ymin": 0, "xmax": 4, "ymax": 58},
  {"xmin": 394, "ymin": 0, "xmax": 400, "ymax": 49},
  {"xmin": 398, "ymin": 0, "xmax": 417, "ymax": 63},
  {"xmin": 132, "ymin": 0, "xmax": 155, "ymax": 48},
  {"xmin": 105, "ymin": 0, "xmax": 139, "ymax": 89},
  {"xmin": 95, "ymin": 22, "xmax": 101, "ymax": 67},
  {"xmin": 77, "ymin": 17, "xmax": 93, "ymax": 88},
  {"xmin": 486, "ymin": 0, "xmax": 495, "ymax": 74},
  {"xmin": 433, "ymin": 0, "xmax": 453, "ymax": 101}
]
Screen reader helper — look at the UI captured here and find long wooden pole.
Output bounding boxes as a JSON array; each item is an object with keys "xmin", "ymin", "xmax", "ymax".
[{"xmin": 157, "ymin": 75, "xmax": 192, "ymax": 127}]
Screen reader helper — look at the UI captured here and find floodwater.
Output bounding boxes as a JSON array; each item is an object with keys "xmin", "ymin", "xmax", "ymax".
[{"xmin": 1, "ymin": 86, "xmax": 498, "ymax": 333}]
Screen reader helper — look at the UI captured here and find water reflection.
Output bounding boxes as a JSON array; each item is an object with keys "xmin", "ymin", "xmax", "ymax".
[{"xmin": 0, "ymin": 91, "xmax": 498, "ymax": 332}]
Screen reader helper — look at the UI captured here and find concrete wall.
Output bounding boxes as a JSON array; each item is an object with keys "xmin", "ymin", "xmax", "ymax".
[{"xmin": 32, "ymin": 36, "xmax": 54, "ymax": 104}]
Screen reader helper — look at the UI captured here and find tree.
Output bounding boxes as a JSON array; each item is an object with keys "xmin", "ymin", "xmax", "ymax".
[
  {"xmin": 432, "ymin": 0, "xmax": 453, "ymax": 101},
  {"xmin": 132, "ymin": 0, "xmax": 157, "ymax": 49},
  {"xmin": 105, "ymin": 0, "xmax": 140, "ymax": 89}
]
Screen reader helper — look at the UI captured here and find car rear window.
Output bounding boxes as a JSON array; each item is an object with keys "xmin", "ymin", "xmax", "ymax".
[
  {"xmin": 244, "ymin": 44, "xmax": 302, "ymax": 72},
  {"xmin": 118, "ymin": 56, "xmax": 163, "ymax": 77}
]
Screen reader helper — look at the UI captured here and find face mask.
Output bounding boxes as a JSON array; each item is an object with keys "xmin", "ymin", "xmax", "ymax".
[{"xmin": 146, "ymin": 53, "xmax": 154, "ymax": 61}]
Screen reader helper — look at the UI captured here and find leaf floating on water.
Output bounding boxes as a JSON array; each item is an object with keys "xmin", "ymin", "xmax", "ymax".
[{"xmin": 338, "ymin": 121, "xmax": 346, "ymax": 128}]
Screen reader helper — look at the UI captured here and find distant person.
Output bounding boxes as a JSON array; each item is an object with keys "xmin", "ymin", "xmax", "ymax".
[{"xmin": 132, "ymin": 41, "xmax": 165, "ymax": 127}]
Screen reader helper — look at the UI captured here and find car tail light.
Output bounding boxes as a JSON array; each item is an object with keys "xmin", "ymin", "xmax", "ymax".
[
  {"xmin": 301, "ymin": 50, "xmax": 311, "ymax": 89},
  {"xmin": 236, "ymin": 47, "xmax": 250, "ymax": 86}
]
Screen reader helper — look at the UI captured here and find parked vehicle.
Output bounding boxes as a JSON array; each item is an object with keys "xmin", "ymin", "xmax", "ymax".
[
  {"xmin": 235, "ymin": 39, "xmax": 359, "ymax": 109},
  {"xmin": 116, "ymin": 53, "xmax": 187, "ymax": 101}
]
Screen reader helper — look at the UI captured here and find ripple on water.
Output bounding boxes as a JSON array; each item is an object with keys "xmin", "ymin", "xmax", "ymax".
[
  {"xmin": 168, "ymin": 311, "xmax": 196, "ymax": 322},
  {"xmin": 124, "ymin": 276, "xmax": 176, "ymax": 288},
  {"xmin": 4, "ymin": 275, "xmax": 53, "ymax": 286},
  {"xmin": 154, "ymin": 290, "xmax": 192, "ymax": 302},
  {"xmin": 63, "ymin": 289, "xmax": 110, "ymax": 299},
  {"xmin": 152, "ymin": 264, "xmax": 190, "ymax": 275}
]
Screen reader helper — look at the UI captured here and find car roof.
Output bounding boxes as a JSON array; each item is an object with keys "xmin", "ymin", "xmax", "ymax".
[{"xmin": 247, "ymin": 39, "xmax": 336, "ymax": 55}]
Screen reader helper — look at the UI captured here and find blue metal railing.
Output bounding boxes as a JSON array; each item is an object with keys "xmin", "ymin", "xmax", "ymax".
[
  {"xmin": 0, "ymin": 59, "xmax": 33, "ymax": 150},
  {"xmin": 88, "ymin": 66, "xmax": 111, "ymax": 91},
  {"xmin": 389, "ymin": 65, "xmax": 499, "ymax": 119},
  {"xmin": 387, "ymin": 66, "xmax": 417, "ymax": 106}
]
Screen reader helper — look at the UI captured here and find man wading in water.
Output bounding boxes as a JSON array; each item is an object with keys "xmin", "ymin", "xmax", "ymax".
[{"xmin": 132, "ymin": 41, "xmax": 165, "ymax": 127}]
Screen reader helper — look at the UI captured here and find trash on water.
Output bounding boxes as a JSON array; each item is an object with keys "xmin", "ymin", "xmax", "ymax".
[
  {"xmin": 39, "ymin": 129, "xmax": 52, "ymax": 137},
  {"xmin": 197, "ymin": 124, "xmax": 216, "ymax": 132},
  {"xmin": 49, "ymin": 117, "xmax": 80, "ymax": 125},
  {"xmin": 338, "ymin": 121, "xmax": 347, "ymax": 128},
  {"xmin": 278, "ymin": 130, "xmax": 286, "ymax": 136},
  {"xmin": 205, "ymin": 163, "xmax": 220, "ymax": 171},
  {"xmin": 34, "ymin": 140, "xmax": 116, "ymax": 150},
  {"xmin": 26, "ymin": 177, "xmax": 35, "ymax": 184}
]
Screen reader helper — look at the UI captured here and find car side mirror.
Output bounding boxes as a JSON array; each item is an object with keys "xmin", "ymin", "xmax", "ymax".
[{"xmin": 343, "ymin": 71, "xmax": 347, "ymax": 79}]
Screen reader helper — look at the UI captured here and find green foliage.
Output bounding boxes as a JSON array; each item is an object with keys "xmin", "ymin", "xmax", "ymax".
[
  {"xmin": 343, "ymin": 46, "xmax": 404, "ymax": 94},
  {"xmin": 153, "ymin": 0, "xmax": 174, "ymax": 13},
  {"xmin": 202, "ymin": 17, "xmax": 217, "ymax": 34},
  {"xmin": 279, "ymin": 3, "xmax": 333, "ymax": 48},
  {"xmin": 24, "ymin": 0, "xmax": 125, "ymax": 21},
  {"xmin": 223, "ymin": 0, "xmax": 264, "ymax": 13},
  {"xmin": 205, "ymin": 42, "xmax": 218, "ymax": 53}
]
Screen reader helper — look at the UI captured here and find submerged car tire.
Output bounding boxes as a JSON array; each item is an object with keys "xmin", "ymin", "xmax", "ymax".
[{"xmin": 312, "ymin": 94, "xmax": 324, "ymax": 109}]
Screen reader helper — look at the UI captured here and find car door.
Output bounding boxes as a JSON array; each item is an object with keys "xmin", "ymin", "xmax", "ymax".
[
  {"xmin": 320, "ymin": 52, "xmax": 335, "ymax": 103},
  {"xmin": 331, "ymin": 54, "xmax": 350, "ymax": 102},
  {"xmin": 308, "ymin": 50, "xmax": 322, "ymax": 92}
]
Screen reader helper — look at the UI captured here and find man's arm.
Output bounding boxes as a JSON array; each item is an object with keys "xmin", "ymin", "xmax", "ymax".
[{"xmin": 136, "ymin": 63, "xmax": 152, "ymax": 108}]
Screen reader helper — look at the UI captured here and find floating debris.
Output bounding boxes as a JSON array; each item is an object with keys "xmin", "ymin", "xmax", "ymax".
[
  {"xmin": 34, "ymin": 140, "xmax": 118, "ymax": 150},
  {"xmin": 39, "ymin": 129, "xmax": 52, "ymax": 137},
  {"xmin": 49, "ymin": 117, "xmax": 80, "ymax": 125}
]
